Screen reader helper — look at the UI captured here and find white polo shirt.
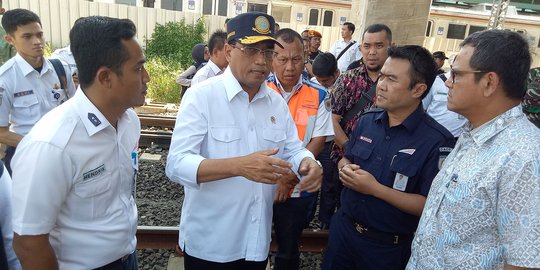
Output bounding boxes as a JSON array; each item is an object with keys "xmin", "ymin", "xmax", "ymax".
[
  {"xmin": 190, "ymin": 59, "xmax": 225, "ymax": 86},
  {"xmin": 11, "ymin": 89, "xmax": 139, "ymax": 269},
  {"xmin": 166, "ymin": 67, "xmax": 314, "ymax": 262},
  {"xmin": 330, "ymin": 39, "xmax": 362, "ymax": 72},
  {"xmin": 0, "ymin": 54, "xmax": 77, "ymax": 136}
]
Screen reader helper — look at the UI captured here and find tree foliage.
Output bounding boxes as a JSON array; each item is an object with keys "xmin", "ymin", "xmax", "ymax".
[{"xmin": 145, "ymin": 18, "xmax": 206, "ymax": 69}]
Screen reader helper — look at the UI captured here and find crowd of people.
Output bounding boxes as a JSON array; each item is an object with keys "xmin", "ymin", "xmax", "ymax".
[{"xmin": 0, "ymin": 5, "xmax": 539, "ymax": 270}]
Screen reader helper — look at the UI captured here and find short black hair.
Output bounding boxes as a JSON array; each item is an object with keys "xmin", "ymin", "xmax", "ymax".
[
  {"xmin": 1, "ymin": 9, "xmax": 41, "ymax": 34},
  {"xmin": 208, "ymin": 30, "xmax": 227, "ymax": 55},
  {"xmin": 387, "ymin": 45, "xmax": 437, "ymax": 99},
  {"xmin": 363, "ymin": 23, "xmax": 392, "ymax": 43},
  {"xmin": 343, "ymin": 22, "xmax": 355, "ymax": 34},
  {"xmin": 312, "ymin": 53, "xmax": 337, "ymax": 77},
  {"xmin": 70, "ymin": 16, "xmax": 136, "ymax": 89},
  {"xmin": 461, "ymin": 30, "xmax": 531, "ymax": 100},
  {"xmin": 275, "ymin": 28, "xmax": 303, "ymax": 45}
]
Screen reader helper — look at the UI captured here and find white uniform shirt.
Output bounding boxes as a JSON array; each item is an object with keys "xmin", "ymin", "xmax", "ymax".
[
  {"xmin": 50, "ymin": 46, "xmax": 77, "ymax": 76},
  {"xmin": 330, "ymin": 39, "xmax": 362, "ymax": 72},
  {"xmin": 11, "ymin": 89, "xmax": 139, "ymax": 269},
  {"xmin": 166, "ymin": 68, "xmax": 314, "ymax": 262},
  {"xmin": 0, "ymin": 54, "xmax": 77, "ymax": 135},
  {"xmin": 190, "ymin": 59, "xmax": 224, "ymax": 86},
  {"xmin": 422, "ymin": 76, "xmax": 467, "ymax": 137},
  {"xmin": 0, "ymin": 164, "xmax": 22, "ymax": 270}
]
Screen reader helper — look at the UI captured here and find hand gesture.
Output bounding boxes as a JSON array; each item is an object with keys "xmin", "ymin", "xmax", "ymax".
[
  {"xmin": 274, "ymin": 169, "xmax": 299, "ymax": 203},
  {"xmin": 297, "ymin": 157, "xmax": 323, "ymax": 192},
  {"xmin": 339, "ymin": 164, "xmax": 381, "ymax": 196},
  {"xmin": 238, "ymin": 148, "xmax": 292, "ymax": 184}
]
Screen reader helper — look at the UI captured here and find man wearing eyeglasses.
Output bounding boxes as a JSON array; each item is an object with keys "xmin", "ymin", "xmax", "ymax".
[
  {"xmin": 323, "ymin": 45, "xmax": 455, "ymax": 270},
  {"xmin": 407, "ymin": 30, "xmax": 540, "ymax": 270},
  {"xmin": 166, "ymin": 12, "xmax": 322, "ymax": 270},
  {"xmin": 266, "ymin": 28, "xmax": 333, "ymax": 270}
]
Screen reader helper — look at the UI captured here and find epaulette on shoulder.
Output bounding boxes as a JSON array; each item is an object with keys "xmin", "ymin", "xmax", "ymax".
[
  {"xmin": 425, "ymin": 115, "xmax": 454, "ymax": 139},
  {"xmin": 0, "ymin": 60, "xmax": 16, "ymax": 76}
]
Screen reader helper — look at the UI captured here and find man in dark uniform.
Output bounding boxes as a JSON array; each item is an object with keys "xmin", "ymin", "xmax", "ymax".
[
  {"xmin": 322, "ymin": 45, "xmax": 455, "ymax": 270},
  {"xmin": 433, "ymin": 51, "xmax": 448, "ymax": 79}
]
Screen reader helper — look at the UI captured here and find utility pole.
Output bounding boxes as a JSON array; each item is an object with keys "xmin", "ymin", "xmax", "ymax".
[{"xmin": 487, "ymin": 0, "xmax": 510, "ymax": 29}]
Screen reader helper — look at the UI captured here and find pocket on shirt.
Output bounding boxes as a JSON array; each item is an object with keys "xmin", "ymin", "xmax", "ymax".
[
  {"xmin": 262, "ymin": 127, "xmax": 286, "ymax": 150},
  {"xmin": 210, "ymin": 126, "xmax": 242, "ymax": 157},
  {"xmin": 351, "ymin": 143, "xmax": 373, "ymax": 160},
  {"xmin": 12, "ymin": 94, "xmax": 40, "ymax": 125},
  {"xmin": 73, "ymin": 173, "xmax": 113, "ymax": 219},
  {"xmin": 389, "ymin": 153, "xmax": 420, "ymax": 190}
]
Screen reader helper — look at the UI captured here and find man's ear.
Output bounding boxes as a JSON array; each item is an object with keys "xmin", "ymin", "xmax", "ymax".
[
  {"xmin": 224, "ymin": 43, "xmax": 233, "ymax": 63},
  {"xmin": 483, "ymin": 71, "xmax": 500, "ymax": 97},
  {"xmin": 411, "ymin": 83, "xmax": 428, "ymax": 99},
  {"xmin": 96, "ymin": 67, "xmax": 113, "ymax": 88},
  {"xmin": 5, "ymin": 34, "xmax": 14, "ymax": 46}
]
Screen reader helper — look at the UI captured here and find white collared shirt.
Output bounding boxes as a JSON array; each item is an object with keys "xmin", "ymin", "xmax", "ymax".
[
  {"xmin": 11, "ymin": 89, "xmax": 139, "ymax": 269},
  {"xmin": 0, "ymin": 164, "xmax": 22, "ymax": 270},
  {"xmin": 190, "ymin": 59, "xmax": 225, "ymax": 86},
  {"xmin": 422, "ymin": 76, "xmax": 467, "ymax": 137},
  {"xmin": 330, "ymin": 39, "xmax": 362, "ymax": 72},
  {"xmin": 0, "ymin": 54, "xmax": 77, "ymax": 136},
  {"xmin": 166, "ymin": 67, "xmax": 314, "ymax": 262},
  {"xmin": 51, "ymin": 46, "xmax": 78, "ymax": 76}
]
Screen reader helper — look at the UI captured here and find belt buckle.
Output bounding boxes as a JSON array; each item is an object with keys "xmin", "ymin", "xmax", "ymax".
[{"xmin": 355, "ymin": 223, "xmax": 368, "ymax": 234}]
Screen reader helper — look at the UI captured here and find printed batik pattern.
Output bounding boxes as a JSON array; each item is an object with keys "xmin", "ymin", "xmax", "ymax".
[
  {"xmin": 407, "ymin": 106, "xmax": 540, "ymax": 270},
  {"xmin": 329, "ymin": 63, "xmax": 376, "ymax": 161}
]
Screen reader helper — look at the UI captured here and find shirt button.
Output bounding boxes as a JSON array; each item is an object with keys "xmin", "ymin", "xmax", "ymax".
[
  {"xmin": 385, "ymin": 136, "xmax": 390, "ymax": 140},
  {"xmin": 251, "ymin": 216, "xmax": 257, "ymax": 222}
]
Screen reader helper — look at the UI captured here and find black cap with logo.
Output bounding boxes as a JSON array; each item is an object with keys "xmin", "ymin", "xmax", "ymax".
[{"xmin": 226, "ymin": 12, "xmax": 283, "ymax": 48}]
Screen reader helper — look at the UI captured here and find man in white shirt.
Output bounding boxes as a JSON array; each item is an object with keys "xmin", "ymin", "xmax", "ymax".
[
  {"xmin": 190, "ymin": 30, "xmax": 228, "ymax": 86},
  {"xmin": 0, "ymin": 161, "xmax": 21, "ymax": 270},
  {"xmin": 11, "ymin": 16, "xmax": 148, "ymax": 270},
  {"xmin": 166, "ymin": 12, "xmax": 322, "ymax": 270},
  {"xmin": 330, "ymin": 22, "xmax": 362, "ymax": 72},
  {"xmin": 50, "ymin": 45, "xmax": 79, "ymax": 88},
  {"xmin": 422, "ymin": 76, "xmax": 467, "ymax": 137},
  {"xmin": 0, "ymin": 9, "xmax": 76, "ymax": 174}
]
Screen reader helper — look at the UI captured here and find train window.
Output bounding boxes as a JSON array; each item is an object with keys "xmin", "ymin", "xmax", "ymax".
[
  {"xmin": 447, "ymin": 24, "xmax": 466, "ymax": 39},
  {"xmin": 323, "ymin": 10, "xmax": 333, "ymax": 26},
  {"xmin": 161, "ymin": 0, "xmax": 182, "ymax": 10},
  {"xmin": 116, "ymin": 0, "xmax": 136, "ymax": 5},
  {"xmin": 426, "ymin": 21, "xmax": 433, "ymax": 37},
  {"xmin": 202, "ymin": 0, "xmax": 212, "ymax": 15},
  {"xmin": 248, "ymin": 3, "xmax": 267, "ymax": 13},
  {"xmin": 217, "ymin": 0, "xmax": 227, "ymax": 16},
  {"xmin": 271, "ymin": 5, "xmax": 291, "ymax": 23},
  {"xmin": 469, "ymin": 25, "xmax": 487, "ymax": 36},
  {"xmin": 309, "ymin": 9, "xmax": 319, "ymax": 26}
]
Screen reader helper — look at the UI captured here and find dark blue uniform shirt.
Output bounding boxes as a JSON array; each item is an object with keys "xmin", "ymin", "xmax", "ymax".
[{"xmin": 342, "ymin": 105, "xmax": 455, "ymax": 235}]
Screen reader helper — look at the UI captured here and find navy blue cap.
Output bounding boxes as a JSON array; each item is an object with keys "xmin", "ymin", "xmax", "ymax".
[{"xmin": 226, "ymin": 12, "xmax": 282, "ymax": 48}]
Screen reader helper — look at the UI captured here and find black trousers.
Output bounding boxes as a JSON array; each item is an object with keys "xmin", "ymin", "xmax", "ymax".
[{"xmin": 184, "ymin": 252, "xmax": 267, "ymax": 270}]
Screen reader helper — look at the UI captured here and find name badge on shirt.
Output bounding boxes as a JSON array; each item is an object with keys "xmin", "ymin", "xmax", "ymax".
[
  {"xmin": 132, "ymin": 149, "xmax": 138, "ymax": 200},
  {"xmin": 393, "ymin": 173, "xmax": 408, "ymax": 191}
]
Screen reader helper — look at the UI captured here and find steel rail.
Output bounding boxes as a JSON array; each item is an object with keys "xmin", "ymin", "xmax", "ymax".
[{"xmin": 136, "ymin": 226, "xmax": 329, "ymax": 253}]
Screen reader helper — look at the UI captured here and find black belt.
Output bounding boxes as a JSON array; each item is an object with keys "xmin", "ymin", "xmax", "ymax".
[
  {"xmin": 344, "ymin": 213, "xmax": 412, "ymax": 245},
  {"xmin": 93, "ymin": 253, "xmax": 132, "ymax": 270}
]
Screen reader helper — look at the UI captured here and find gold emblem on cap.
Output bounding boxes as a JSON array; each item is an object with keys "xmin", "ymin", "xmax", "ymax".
[{"xmin": 253, "ymin": 16, "xmax": 271, "ymax": 34}]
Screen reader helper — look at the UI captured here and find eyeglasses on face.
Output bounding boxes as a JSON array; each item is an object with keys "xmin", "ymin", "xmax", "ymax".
[
  {"xmin": 274, "ymin": 55, "xmax": 305, "ymax": 66},
  {"xmin": 232, "ymin": 45, "xmax": 275, "ymax": 59},
  {"xmin": 449, "ymin": 68, "xmax": 488, "ymax": 84}
]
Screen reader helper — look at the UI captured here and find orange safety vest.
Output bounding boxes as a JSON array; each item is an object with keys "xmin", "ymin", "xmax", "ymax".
[{"xmin": 266, "ymin": 75, "xmax": 327, "ymax": 144}]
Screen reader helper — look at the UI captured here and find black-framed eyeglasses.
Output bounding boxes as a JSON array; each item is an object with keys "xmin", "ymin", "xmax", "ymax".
[
  {"xmin": 449, "ymin": 68, "xmax": 488, "ymax": 84},
  {"xmin": 232, "ymin": 45, "xmax": 275, "ymax": 59}
]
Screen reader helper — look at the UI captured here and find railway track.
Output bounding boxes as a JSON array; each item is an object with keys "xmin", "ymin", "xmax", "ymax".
[
  {"xmin": 136, "ymin": 226, "xmax": 329, "ymax": 253},
  {"xmin": 138, "ymin": 115, "xmax": 176, "ymax": 149}
]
